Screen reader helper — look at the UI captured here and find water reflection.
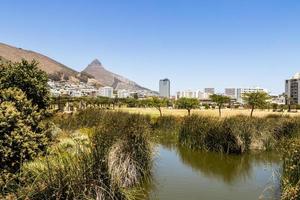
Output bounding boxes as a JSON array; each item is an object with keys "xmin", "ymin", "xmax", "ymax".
[
  {"xmin": 148, "ymin": 144, "xmax": 282, "ymax": 200},
  {"xmin": 176, "ymin": 145, "xmax": 281, "ymax": 184}
]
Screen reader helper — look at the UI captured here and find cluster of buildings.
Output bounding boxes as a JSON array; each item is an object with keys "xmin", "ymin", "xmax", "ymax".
[
  {"xmin": 158, "ymin": 76, "xmax": 293, "ymax": 106},
  {"xmin": 48, "ymin": 80, "xmax": 154, "ymax": 99},
  {"xmin": 174, "ymin": 87, "xmax": 274, "ymax": 104},
  {"xmin": 49, "ymin": 71, "xmax": 300, "ymax": 107}
]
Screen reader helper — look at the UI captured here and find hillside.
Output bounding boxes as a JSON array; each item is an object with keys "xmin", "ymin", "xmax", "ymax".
[{"xmin": 0, "ymin": 42, "xmax": 93, "ymax": 82}]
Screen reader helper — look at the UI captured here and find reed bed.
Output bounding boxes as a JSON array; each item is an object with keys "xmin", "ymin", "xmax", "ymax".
[
  {"xmin": 2, "ymin": 111, "xmax": 153, "ymax": 200},
  {"xmin": 178, "ymin": 115, "xmax": 300, "ymax": 154}
]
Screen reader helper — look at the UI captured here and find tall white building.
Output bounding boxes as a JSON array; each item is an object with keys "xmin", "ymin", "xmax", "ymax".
[
  {"xmin": 285, "ymin": 73, "xmax": 300, "ymax": 105},
  {"xmin": 159, "ymin": 79, "xmax": 171, "ymax": 98},
  {"xmin": 98, "ymin": 86, "xmax": 114, "ymax": 98},
  {"xmin": 236, "ymin": 87, "xmax": 267, "ymax": 104}
]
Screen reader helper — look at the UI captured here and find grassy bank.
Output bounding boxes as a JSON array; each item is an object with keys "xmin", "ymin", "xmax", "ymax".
[{"xmin": 2, "ymin": 110, "xmax": 153, "ymax": 200}]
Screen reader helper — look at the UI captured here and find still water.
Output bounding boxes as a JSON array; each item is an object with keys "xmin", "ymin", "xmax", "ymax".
[{"xmin": 149, "ymin": 145, "xmax": 282, "ymax": 200}]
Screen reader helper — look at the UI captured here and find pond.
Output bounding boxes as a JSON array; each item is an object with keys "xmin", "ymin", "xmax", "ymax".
[{"xmin": 148, "ymin": 144, "xmax": 282, "ymax": 200}]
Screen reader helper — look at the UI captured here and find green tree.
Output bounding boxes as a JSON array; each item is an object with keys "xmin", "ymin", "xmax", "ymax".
[
  {"xmin": 242, "ymin": 91, "xmax": 270, "ymax": 117},
  {"xmin": 0, "ymin": 88, "xmax": 50, "ymax": 173},
  {"xmin": 272, "ymin": 103, "xmax": 278, "ymax": 111},
  {"xmin": 176, "ymin": 98, "xmax": 199, "ymax": 116},
  {"xmin": 0, "ymin": 59, "xmax": 50, "ymax": 110},
  {"xmin": 210, "ymin": 94, "xmax": 230, "ymax": 117},
  {"xmin": 150, "ymin": 97, "xmax": 168, "ymax": 117}
]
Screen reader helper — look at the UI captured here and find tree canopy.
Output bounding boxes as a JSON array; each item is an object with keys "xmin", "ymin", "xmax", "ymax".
[
  {"xmin": 210, "ymin": 94, "xmax": 230, "ymax": 117},
  {"xmin": 242, "ymin": 91, "xmax": 270, "ymax": 117},
  {"xmin": 150, "ymin": 97, "xmax": 168, "ymax": 117},
  {"xmin": 176, "ymin": 98, "xmax": 199, "ymax": 116}
]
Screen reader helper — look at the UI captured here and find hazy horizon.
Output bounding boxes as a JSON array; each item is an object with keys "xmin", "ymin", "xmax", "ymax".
[{"xmin": 1, "ymin": 0, "xmax": 300, "ymax": 94}]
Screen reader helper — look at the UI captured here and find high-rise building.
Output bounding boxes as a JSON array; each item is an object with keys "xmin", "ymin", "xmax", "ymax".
[
  {"xmin": 285, "ymin": 73, "xmax": 300, "ymax": 105},
  {"xmin": 236, "ymin": 87, "xmax": 267, "ymax": 104},
  {"xmin": 225, "ymin": 88, "xmax": 236, "ymax": 99},
  {"xmin": 159, "ymin": 78, "xmax": 170, "ymax": 98},
  {"xmin": 204, "ymin": 88, "xmax": 215, "ymax": 94}
]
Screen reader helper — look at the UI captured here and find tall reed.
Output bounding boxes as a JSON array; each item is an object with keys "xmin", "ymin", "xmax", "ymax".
[
  {"xmin": 178, "ymin": 115, "xmax": 300, "ymax": 154},
  {"xmin": 3, "ymin": 111, "xmax": 153, "ymax": 200},
  {"xmin": 281, "ymin": 139, "xmax": 300, "ymax": 200}
]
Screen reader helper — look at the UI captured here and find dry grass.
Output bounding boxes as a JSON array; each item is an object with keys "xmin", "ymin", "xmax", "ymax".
[{"xmin": 117, "ymin": 107, "xmax": 300, "ymax": 118}]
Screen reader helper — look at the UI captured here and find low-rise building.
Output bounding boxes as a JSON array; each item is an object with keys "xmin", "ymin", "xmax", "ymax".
[
  {"xmin": 98, "ymin": 86, "xmax": 114, "ymax": 98},
  {"xmin": 236, "ymin": 87, "xmax": 268, "ymax": 104},
  {"xmin": 117, "ymin": 89, "xmax": 130, "ymax": 98}
]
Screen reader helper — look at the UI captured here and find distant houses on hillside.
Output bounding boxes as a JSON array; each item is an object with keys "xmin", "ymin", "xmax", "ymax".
[{"xmin": 48, "ymin": 80, "xmax": 157, "ymax": 99}]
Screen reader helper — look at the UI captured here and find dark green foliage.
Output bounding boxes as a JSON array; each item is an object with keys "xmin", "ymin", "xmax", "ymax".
[
  {"xmin": 0, "ymin": 88, "xmax": 50, "ymax": 174},
  {"xmin": 0, "ymin": 59, "xmax": 50, "ymax": 110}
]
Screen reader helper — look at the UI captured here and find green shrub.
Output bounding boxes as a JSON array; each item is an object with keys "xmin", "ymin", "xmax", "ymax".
[
  {"xmin": 0, "ymin": 59, "xmax": 50, "ymax": 110},
  {"xmin": 0, "ymin": 88, "xmax": 51, "ymax": 174}
]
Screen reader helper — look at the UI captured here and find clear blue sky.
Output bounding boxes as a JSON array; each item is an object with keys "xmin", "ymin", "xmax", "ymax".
[{"xmin": 1, "ymin": 0, "xmax": 300, "ymax": 95}]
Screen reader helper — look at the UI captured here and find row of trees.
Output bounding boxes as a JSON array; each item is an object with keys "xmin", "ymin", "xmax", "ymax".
[
  {"xmin": 51, "ymin": 91, "xmax": 271, "ymax": 117},
  {"xmin": 175, "ymin": 92, "xmax": 270, "ymax": 117}
]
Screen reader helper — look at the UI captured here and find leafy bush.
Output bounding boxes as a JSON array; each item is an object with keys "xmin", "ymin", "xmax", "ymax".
[
  {"xmin": 0, "ymin": 59, "xmax": 50, "ymax": 110},
  {"xmin": 0, "ymin": 88, "xmax": 50, "ymax": 174}
]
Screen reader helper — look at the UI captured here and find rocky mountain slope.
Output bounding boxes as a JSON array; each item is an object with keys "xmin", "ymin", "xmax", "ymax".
[{"xmin": 83, "ymin": 59, "xmax": 151, "ymax": 91}]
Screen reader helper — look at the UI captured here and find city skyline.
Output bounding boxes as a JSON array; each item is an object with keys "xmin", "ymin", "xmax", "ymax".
[{"xmin": 1, "ymin": 0, "xmax": 300, "ymax": 94}]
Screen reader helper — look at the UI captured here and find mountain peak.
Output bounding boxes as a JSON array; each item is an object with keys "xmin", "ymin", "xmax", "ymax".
[{"xmin": 90, "ymin": 59, "xmax": 103, "ymax": 67}]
